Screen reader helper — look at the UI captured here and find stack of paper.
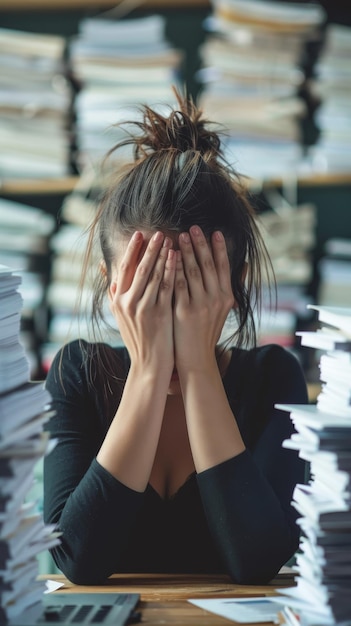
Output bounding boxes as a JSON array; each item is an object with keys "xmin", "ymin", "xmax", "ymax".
[
  {"xmin": 42, "ymin": 179, "xmax": 121, "ymax": 373},
  {"xmin": 309, "ymin": 24, "xmax": 351, "ymax": 174},
  {"xmin": 199, "ymin": 0, "xmax": 325, "ymax": 180},
  {"xmin": 317, "ymin": 238, "xmax": 351, "ymax": 309},
  {"xmin": 271, "ymin": 304, "xmax": 351, "ymax": 625},
  {"xmin": 0, "ymin": 27, "xmax": 72, "ymax": 179},
  {"xmin": 255, "ymin": 197, "xmax": 316, "ymax": 349},
  {"xmin": 0, "ymin": 198, "xmax": 56, "ymax": 376},
  {"xmin": 0, "ymin": 266, "xmax": 60, "ymax": 622},
  {"xmin": 69, "ymin": 15, "xmax": 182, "ymax": 172}
]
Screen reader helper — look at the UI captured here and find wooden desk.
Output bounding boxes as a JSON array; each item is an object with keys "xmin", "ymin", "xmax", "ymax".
[{"xmin": 44, "ymin": 572, "xmax": 294, "ymax": 625}]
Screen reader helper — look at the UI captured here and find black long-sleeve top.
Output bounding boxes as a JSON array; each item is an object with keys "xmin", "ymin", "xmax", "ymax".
[{"xmin": 43, "ymin": 339, "xmax": 308, "ymax": 585}]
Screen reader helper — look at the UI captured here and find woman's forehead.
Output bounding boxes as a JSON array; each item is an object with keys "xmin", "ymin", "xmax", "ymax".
[{"xmin": 118, "ymin": 229, "xmax": 181, "ymax": 251}]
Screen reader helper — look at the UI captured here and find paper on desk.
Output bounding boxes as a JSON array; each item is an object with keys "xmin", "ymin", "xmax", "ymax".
[
  {"xmin": 45, "ymin": 580, "xmax": 65, "ymax": 593},
  {"xmin": 188, "ymin": 597, "xmax": 280, "ymax": 623}
]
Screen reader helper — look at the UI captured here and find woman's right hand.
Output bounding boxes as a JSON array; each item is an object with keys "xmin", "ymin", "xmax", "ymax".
[{"xmin": 108, "ymin": 231, "xmax": 176, "ymax": 381}]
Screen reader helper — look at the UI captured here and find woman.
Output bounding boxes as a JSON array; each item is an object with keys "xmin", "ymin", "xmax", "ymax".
[{"xmin": 44, "ymin": 92, "xmax": 307, "ymax": 585}]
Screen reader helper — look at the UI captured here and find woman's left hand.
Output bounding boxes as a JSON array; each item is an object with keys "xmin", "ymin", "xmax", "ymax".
[{"xmin": 173, "ymin": 225, "xmax": 234, "ymax": 375}]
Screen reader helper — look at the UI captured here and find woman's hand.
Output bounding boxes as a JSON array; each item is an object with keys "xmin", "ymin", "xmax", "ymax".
[
  {"xmin": 174, "ymin": 225, "xmax": 234, "ymax": 375},
  {"xmin": 109, "ymin": 231, "xmax": 176, "ymax": 381}
]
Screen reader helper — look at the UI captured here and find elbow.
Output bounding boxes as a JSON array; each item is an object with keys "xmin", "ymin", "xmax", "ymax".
[
  {"xmin": 49, "ymin": 546, "xmax": 113, "ymax": 586},
  {"xmin": 226, "ymin": 559, "xmax": 279, "ymax": 586}
]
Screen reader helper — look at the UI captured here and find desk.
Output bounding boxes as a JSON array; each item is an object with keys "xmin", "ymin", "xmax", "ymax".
[{"xmin": 43, "ymin": 572, "xmax": 294, "ymax": 625}]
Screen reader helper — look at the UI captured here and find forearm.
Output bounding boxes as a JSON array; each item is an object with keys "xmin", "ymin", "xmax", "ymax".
[
  {"xmin": 96, "ymin": 364, "xmax": 169, "ymax": 492},
  {"xmin": 47, "ymin": 458, "xmax": 143, "ymax": 584},
  {"xmin": 197, "ymin": 451, "xmax": 300, "ymax": 584},
  {"xmin": 180, "ymin": 359, "xmax": 245, "ymax": 473}
]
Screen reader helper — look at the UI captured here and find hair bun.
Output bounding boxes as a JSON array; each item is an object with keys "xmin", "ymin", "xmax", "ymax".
[{"xmin": 123, "ymin": 88, "xmax": 223, "ymax": 162}]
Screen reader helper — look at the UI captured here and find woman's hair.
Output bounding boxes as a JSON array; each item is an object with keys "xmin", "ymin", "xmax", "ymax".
[{"xmin": 82, "ymin": 89, "xmax": 274, "ymax": 361}]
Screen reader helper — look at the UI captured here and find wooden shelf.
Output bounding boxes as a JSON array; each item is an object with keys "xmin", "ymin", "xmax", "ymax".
[
  {"xmin": 1, "ymin": 171, "xmax": 351, "ymax": 197},
  {"xmin": 0, "ymin": 0, "xmax": 210, "ymax": 10},
  {"xmin": 0, "ymin": 177, "xmax": 78, "ymax": 196}
]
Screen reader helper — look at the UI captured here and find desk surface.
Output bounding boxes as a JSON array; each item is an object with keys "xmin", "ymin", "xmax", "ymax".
[{"xmin": 43, "ymin": 572, "xmax": 294, "ymax": 625}]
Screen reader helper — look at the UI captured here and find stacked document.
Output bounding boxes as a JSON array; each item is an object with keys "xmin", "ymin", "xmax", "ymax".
[
  {"xmin": 0, "ymin": 27, "xmax": 72, "ymax": 179},
  {"xmin": 0, "ymin": 198, "xmax": 56, "ymax": 376},
  {"xmin": 255, "ymin": 195, "xmax": 316, "ymax": 348},
  {"xmin": 272, "ymin": 304, "xmax": 351, "ymax": 625},
  {"xmin": 199, "ymin": 0, "xmax": 325, "ymax": 180},
  {"xmin": 0, "ymin": 266, "xmax": 60, "ymax": 622},
  {"xmin": 69, "ymin": 15, "xmax": 182, "ymax": 172},
  {"xmin": 42, "ymin": 178, "xmax": 122, "ymax": 373},
  {"xmin": 309, "ymin": 24, "xmax": 351, "ymax": 174}
]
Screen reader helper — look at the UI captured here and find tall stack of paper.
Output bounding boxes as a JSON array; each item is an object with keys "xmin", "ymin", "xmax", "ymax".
[
  {"xmin": 69, "ymin": 15, "xmax": 182, "ymax": 172},
  {"xmin": 199, "ymin": 0, "xmax": 325, "ymax": 180},
  {"xmin": 0, "ymin": 27, "xmax": 72, "ymax": 179},
  {"xmin": 318, "ymin": 238, "xmax": 351, "ymax": 309},
  {"xmin": 256, "ymin": 197, "xmax": 316, "ymax": 348},
  {"xmin": 0, "ymin": 265, "xmax": 60, "ymax": 622},
  {"xmin": 309, "ymin": 24, "xmax": 351, "ymax": 174},
  {"xmin": 271, "ymin": 304, "xmax": 351, "ymax": 625},
  {"xmin": 42, "ymin": 179, "xmax": 121, "ymax": 373},
  {"xmin": 0, "ymin": 198, "xmax": 56, "ymax": 376}
]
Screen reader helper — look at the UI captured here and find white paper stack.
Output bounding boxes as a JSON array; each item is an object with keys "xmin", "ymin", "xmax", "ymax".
[
  {"xmin": 271, "ymin": 304, "xmax": 351, "ymax": 625},
  {"xmin": 0, "ymin": 266, "xmax": 60, "ymax": 622},
  {"xmin": 69, "ymin": 14, "xmax": 182, "ymax": 172},
  {"xmin": 309, "ymin": 24, "xmax": 351, "ymax": 174},
  {"xmin": 199, "ymin": 0, "xmax": 325, "ymax": 180},
  {"xmin": 0, "ymin": 27, "xmax": 72, "ymax": 179}
]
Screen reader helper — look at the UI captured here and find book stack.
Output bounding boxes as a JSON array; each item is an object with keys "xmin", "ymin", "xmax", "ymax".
[
  {"xmin": 42, "ymin": 176, "xmax": 121, "ymax": 373},
  {"xmin": 0, "ymin": 198, "xmax": 56, "ymax": 377},
  {"xmin": 198, "ymin": 0, "xmax": 325, "ymax": 180},
  {"xmin": 255, "ymin": 196, "xmax": 316, "ymax": 349},
  {"xmin": 0, "ymin": 265, "xmax": 60, "ymax": 622},
  {"xmin": 69, "ymin": 14, "xmax": 182, "ymax": 173},
  {"xmin": 318, "ymin": 238, "xmax": 351, "ymax": 309},
  {"xmin": 271, "ymin": 304, "xmax": 351, "ymax": 625},
  {"xmin": 0, "ymin": 27, "xmax": 72, "ymax": 179},
  {"xmin": 309, "ymin": 24, "xmax": 351, "ymax": 174}
]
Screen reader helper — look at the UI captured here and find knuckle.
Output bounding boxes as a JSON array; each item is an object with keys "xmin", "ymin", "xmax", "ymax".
[
  {"xmin": 160, "ymin": 279, "xmax": 172, "ymax": 291},
  {"xmin": 188, "ymin": 265, "xmax": 201, "ymax": 280},
  {"xmin": 176, "ymin": 277, "xmax": 187, "ymax": 290}
]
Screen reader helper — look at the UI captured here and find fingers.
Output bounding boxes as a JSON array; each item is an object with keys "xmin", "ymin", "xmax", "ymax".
[
  {"xmin": 178, "ymin": 225, "xmax": 231, "ymax": 297},
  {"xmin": 143, "ymin": 237, "xmax": 176, "ymax": 305},
  {"xmin": 174, "ymin": 250, "xmax": 189, "ymax": 306},
  {"xmin": 115, "ymin": 230, "xmax": 145, "ymax": 295},
  {"xmin": 116, "ymin": 231, "xmax": 165, "ymax": 300},
  {"xmin": 210, "ymin": 230, "xmax": 233, "ymax": 295}
]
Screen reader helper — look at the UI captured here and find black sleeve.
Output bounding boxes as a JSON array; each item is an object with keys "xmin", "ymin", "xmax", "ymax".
[
  {"xmin": 197, "ymin": 346, "xmax": 308, "ymax": 584},
  {"xmin": 43, "ymin": 342, "xmax": 144, "ymax": 584}
]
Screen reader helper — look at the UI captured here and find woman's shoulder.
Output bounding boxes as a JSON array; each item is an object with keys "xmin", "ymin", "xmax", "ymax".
[
  {"xmin": 230, "ymin": 342, "xmax": 300, "ymax": 371},
  {"xmin": 46, "ymin": 339, "xmax": 129, "ymax": 391},
  {"xmin": 228, "ymin": 342, "xmax": 307, "ymax": 405}
]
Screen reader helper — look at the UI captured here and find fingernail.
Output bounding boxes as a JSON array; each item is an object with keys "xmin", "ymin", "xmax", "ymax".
[
  {"xmin": 180, "ymin": 232, "xmax": 190, "ymax": 243},
  {"xmin": 214, "ymin": 230, "xmax": 224, "ymax": 241},
  {"xmin": 153, "ymin": 231, "xmax": 163, "ymax": 242},
  {"xmin": 132, "ymin": 231, "xmax": 143, "ymax": 242},
  {"xmin": 190, "ymin": 225, "xmax": 201, "ymax": 236},
  {"xmin": 163, "ymin": 236, "xmax": 171, "ymax": 247}
]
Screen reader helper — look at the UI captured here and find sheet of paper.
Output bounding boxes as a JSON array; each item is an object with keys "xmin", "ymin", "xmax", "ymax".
[{"xmin": 188, "ymin": 597, "xmax": 280, "ymax": 623}]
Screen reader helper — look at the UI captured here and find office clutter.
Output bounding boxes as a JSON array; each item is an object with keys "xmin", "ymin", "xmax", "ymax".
[
  {"xmin": 198, "ymin": 0, "xmax": 326, "ymax": 180},
  {"xmin": 0, "ymin": 198, "xmax": 56, "ymax": 378},
  {"xmin": 272, "ymin": 304, "xmax": 351, "ymax": 625},
  {"xmin": 310, "ymin": 23, "xmax": 351, "ymax": 174},
  {"xmin": 42, "ymin": 171, "xmax": 121, "ymax": 373},
  {"xmin": 256, "ymin": 194, "xmax": 316, "ymax": 348},
  {"xmin": 0, "ymin": 27, "xmax": 72, "ymax": 179},
  {"xmin": 318, "ymin": 238, "xmax": 351, "ymax": 308},
  {"xmin": 69, "ymin": 14, "xmax": 182, "ymax": 173},
  {"xmin": 0, "ymin": 266, "xmax": 60, "ymax": 621}
]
